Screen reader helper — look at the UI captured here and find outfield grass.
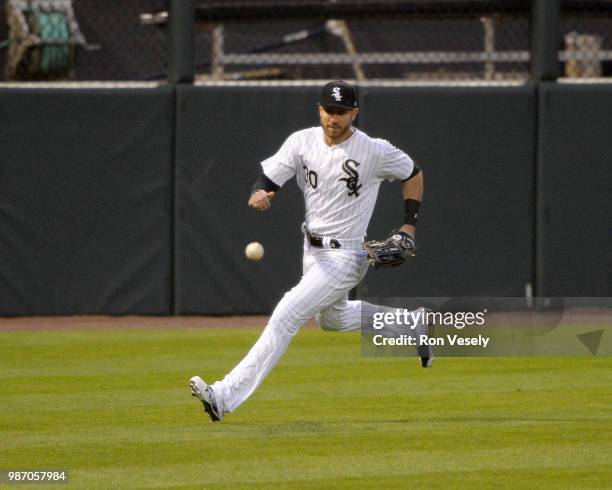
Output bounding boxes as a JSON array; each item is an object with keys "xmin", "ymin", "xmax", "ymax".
[{"xmin": 1, "ymin": 326, "xmax": 611, "ymax": 489}]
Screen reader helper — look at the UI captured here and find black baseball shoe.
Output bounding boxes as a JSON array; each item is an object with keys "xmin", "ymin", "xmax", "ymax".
[
  {"xmin": 413, "ymin": 307, "xmax": 433, "ymax": 368},
  {"xmin": 190, "ymin": 376, "xmax": 224, "ymax": 422},
  {"xmin": 420, "ymin": 354, "xmax": 433, "ymax": 368}
]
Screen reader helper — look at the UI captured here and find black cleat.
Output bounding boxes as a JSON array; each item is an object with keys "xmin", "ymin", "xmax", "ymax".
[
  {"xmin": 420, "ymin": 356, "xmax": 432, "ymax": 368},
  {"xmin": 414, "ymin": 307, "xmax": 433, "ymax": 368}
]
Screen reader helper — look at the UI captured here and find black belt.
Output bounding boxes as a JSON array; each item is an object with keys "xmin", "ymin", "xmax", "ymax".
[{"xmin": 306, "ymin": 231, "xmax": 341, "ymax": 249}]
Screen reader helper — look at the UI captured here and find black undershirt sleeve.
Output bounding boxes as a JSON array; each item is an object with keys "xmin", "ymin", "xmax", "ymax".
[
  {"xmin": 401, "ymin": 163, "xmax": 421, "ymax": 182},
  {"xmin": 251, "ymin": 173, "xmax": 281, "ymax": 194}
]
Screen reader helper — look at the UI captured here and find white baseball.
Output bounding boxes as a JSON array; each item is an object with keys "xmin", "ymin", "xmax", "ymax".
[{"xmin": 245, "ymin": 242, "xmax": 264, "ymax": 261}]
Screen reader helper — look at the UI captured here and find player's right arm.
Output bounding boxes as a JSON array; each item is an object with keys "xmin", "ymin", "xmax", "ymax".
[
  {"xmin": 248, "ymin": 132, "xmax": 302, "ymax": 212},
  {"xmin": 248, "ymin": 189, "xmax": 276, "ymax": 211}
]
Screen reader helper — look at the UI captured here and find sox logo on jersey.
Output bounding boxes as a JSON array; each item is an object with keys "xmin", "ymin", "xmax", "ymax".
[{"xmin": 339, "ymin": 159, "xmax": 362, "ymax": 197}]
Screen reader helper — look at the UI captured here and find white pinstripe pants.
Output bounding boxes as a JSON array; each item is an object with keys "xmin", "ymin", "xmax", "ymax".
[{"xmin": 213, "ymin": 239, "xmax": 401, "ymax": 413}]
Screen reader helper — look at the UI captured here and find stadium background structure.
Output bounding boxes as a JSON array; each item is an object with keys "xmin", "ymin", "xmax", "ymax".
[
  {"xmin": 2, "ymin": 0, "xmax": 612, "ymax": 82},
  {"xmin": 0, "ymin": 0, "xmax": 610, "ymax": 315}
]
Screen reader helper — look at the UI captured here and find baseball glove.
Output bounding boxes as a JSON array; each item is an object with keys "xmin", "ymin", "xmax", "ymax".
[{"xmin": 363, "ymin": 230, "xmax": 416, "ymax": 269}]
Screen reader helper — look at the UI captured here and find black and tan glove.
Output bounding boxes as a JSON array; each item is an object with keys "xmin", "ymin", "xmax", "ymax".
[{"xmin": 363, "ymin": 230, "xmax": 416, "ymax": 269}]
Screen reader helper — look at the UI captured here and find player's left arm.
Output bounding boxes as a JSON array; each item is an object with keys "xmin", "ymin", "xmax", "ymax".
[
  {"xmin": 363, "ymin": 167, "xmax": 422, "ymax": 268},
  {"xmin": 376, "ymin": 139, "xmax": 422, "ymax": 239},
  {"xmin": 399, "ymin": 169, "xmax": 423, "ymax": 238}
]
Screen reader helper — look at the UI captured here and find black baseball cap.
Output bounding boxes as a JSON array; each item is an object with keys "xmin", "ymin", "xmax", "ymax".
[{"xmin": 319, "ymin": 81, "xmax": 358, "ymax": 110}]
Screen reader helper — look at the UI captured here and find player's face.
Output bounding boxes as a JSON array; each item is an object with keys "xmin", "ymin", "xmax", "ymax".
[{"xmin": 319, "ymin": 105, "xmax": 358, "ymax": 143}]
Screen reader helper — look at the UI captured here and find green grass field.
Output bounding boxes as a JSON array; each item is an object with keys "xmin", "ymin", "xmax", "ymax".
[{"xmin": 1, "ymin": 326, "xmax": 611, "ymax": 489}]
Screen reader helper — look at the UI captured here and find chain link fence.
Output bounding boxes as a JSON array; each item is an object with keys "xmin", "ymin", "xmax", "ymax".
[{"xmin": 1, "ymin": 1, "xmax": 611, "ymax": 83}]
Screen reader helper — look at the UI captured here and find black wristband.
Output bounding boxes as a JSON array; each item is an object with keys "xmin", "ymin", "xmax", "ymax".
[
  {"xmin": 251, "ymin": 173, "xmax": 280, "ymax": 195},
  {"xmin": 404, "ymin": 198, "xmax": 420, "ymax": 226}
]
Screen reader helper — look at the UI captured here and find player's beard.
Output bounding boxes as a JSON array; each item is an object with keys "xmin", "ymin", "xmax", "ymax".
[{"xmin": 323, "ymin": 120, "xmax": 351, "ymax": 142}]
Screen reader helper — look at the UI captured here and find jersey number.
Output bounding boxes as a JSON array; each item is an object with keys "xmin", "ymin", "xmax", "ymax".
[{"xmin": 303, "ymin": 165, "xmax": 318, "ymax": 189}]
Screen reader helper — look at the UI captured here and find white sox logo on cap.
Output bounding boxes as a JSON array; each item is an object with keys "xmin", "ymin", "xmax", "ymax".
[{"xmin": 320, "ymin": 81, "xmax": 357, "ymax": 109}]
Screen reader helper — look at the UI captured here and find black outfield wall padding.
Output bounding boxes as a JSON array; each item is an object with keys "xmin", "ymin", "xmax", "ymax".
[
  {"xmin": 537, "ymin": 83, "xmax": 612, "ymax": 296},
  {"xmin": 358, "ymin": 85, "xmax": 537, "ymax": 297},
  {"xmin": 0, "ymin": 88, "xmax": 174, "ymax": 315},
  {"xmin": 175, "ymin": 85, "xmax": 321, "ymax": 314}
]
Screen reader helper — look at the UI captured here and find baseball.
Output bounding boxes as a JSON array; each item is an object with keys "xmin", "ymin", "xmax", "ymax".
[{"xmin": 245, "ymin": 241, "xmax": 264, "ymax": 261}]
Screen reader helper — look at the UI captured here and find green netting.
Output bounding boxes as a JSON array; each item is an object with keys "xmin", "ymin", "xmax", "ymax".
[{"xmin": 27, "ymin": 11, "xmax": 71, "ymax": 75}]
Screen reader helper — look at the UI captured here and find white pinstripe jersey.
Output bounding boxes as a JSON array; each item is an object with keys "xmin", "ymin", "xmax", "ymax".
[{"xmin": 261, "ymin": 126, "xmax": 415, "ymax": 239}]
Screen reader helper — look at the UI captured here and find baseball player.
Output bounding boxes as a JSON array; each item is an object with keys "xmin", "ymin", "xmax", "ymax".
[{"xmin": 191, "ymin": 81, "xmax": 430, "ymax": 422}]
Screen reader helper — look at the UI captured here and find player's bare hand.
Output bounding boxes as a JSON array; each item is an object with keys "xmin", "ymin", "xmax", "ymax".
[{"xmin": 248, "ymin": 190, "xmax": 275, "ymax": 211}]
